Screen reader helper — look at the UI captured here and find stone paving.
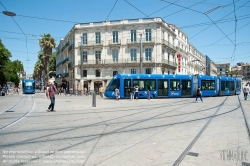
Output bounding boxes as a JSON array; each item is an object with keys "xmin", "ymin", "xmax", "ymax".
[{"xmin": 0, "ymin": 92, "xmax": 249, "ymax": 166}]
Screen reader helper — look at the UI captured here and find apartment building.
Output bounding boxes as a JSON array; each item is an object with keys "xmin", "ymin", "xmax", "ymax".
[
  {"xmin": 216, "ymin": 63, "xmax": 231, "ymax": 76},
  {"xmin": 56, "ymin": 17, "xmax": 207, "ymax": 91}
]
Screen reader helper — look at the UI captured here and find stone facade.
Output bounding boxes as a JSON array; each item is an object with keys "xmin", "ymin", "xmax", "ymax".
[{"xmin": 55, "ymin": 17, "xmax": 208, "ymax": 91}]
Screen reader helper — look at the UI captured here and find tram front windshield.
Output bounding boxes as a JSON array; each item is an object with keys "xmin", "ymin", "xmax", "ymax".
[{"xmin": 25, "ymin": 82, "xmax": 33, "ymax": 90}]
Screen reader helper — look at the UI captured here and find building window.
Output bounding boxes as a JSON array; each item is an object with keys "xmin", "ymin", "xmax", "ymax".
[
  {"xmin": 112, "ymin": 31, "xmax": 118, "ymax": 43},
  {"xmin": 220, "ymin": 68, "xmax": 222, "ymax": 71},
  {"xmin": 168, "ymin": 71, "xmax": 170, "ymax": 74},
  {"xmin": 131, "ymin": 30, "xmax": 136, "ymax": 42},
  {"xmin": 130, "ymin": 49, "xmax": 137, "ymax": 61},
  {"xmin": 95, "ymin": 51, "xmax": 101, "ymax": 64},
  {"xmin": 145, "ymin": 29, "xmax": 152, "ymax": 41},
  {"xmin": 95, "ymin": 32, "xmax": 101, "ymax": 44},
  {"xmin": 146, "ymin": 68, "xmax": 151, "ymax": 74},
  {"xmin": 96, "ymin": 70, "xmax": 101, "ymax": 77},
  {"xmin": 131, "ymin": 69, "xmax": 136, "ymax": 74},
  {"xmin": 83, "ymin": 51, "xmax": 87, "ymax": 63},
  {"xmin": 145, "ymin": 48, "xmax": 152, "ymax": 61},
  {"xmin": 112, "ymin": 50, "xmax": 118, "ymax": 62},
  {"xmin": 113, "ymin": 71, "xmax": 118, "ymax": 76},
  {"xmin": 83, "ymin": 70, "xmax": 87, "ymax": 77},
  {"xmin": 82, "ymin": 33, "xmax": 87, "ymax": 44}
]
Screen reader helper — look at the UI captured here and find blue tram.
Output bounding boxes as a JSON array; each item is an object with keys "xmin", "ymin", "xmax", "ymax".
[
  {"xmin": 104, "ymin": 74, "xmax": 242, "ymax": 99},
  {"xmin": 197, "ymin": 75, "xmax": 217, "ymax": 97},
  {"xmin": 22, "ymin": 79, "xmax": 35, "ymax": 94}
]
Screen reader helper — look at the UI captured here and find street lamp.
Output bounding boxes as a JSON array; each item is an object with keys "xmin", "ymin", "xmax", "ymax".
[
  {"xmin": 3, "ymin": 11, "xmax": 16, "ymax": 17},
  {"xmin": 139, "ymin": 34, "xmax": 143, "ymax": 74}
]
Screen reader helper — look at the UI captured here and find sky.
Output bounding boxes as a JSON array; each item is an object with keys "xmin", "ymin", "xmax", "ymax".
[{"xmin": 1, "ymin": 0, "xmax": 249, "ymax": 75}]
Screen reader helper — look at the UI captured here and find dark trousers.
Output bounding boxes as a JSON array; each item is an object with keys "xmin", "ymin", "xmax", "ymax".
[
  {"xmin": 196, "ymin": 95, "xmax": 203, "ymax": 101},
  {"xmin": 48, "ymin": 97, "xmax": 55, "ymax": 111},
  {"xmin": 244, "ymin": 93, "xmax": 248, "ymax": 100}
]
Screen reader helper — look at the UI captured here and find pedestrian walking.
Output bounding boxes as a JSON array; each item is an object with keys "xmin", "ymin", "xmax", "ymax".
[
  {"xmin": 99, "ymin": 85, "xmax": 104, "ymax": 98},
  {"xmin": 242, "ymin": 84, "xmax": 250, "ymax": 100},
  {"xmin": 5, "ymin": 86, "xmax": 8, "ymax": 95},
  {"xmin": 115, "ymin": 87, "xmax": 120, "ymax": 100},
  {"xmin": 47, "ymin": 83, "xmax": 57, "ymax": 112},
  {"xmin": 134, "ymin": 86, "xmax": 139, "ymax": 100},
  {"xmin": 129, "ymin": 85, "xmax": 134, "ymax": 100},
  {"xmin": 195, "ymin": 86, "xmax": 203, "ymax": 102},
  {"xmin": 0, "ymin": 86, "xmax": 2, "ymax": 96}
]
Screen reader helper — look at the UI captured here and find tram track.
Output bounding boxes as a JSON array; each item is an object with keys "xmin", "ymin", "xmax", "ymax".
[
  {"xmin": 0, "ymin": 95, "xmax": 24, "ymax": 115},
  {"xmin": 171, "ymin": 95, "xmax": 248, "ymax": 166},
  {"xmin": 0, "ymin": 95, "xmax": 35, "ymax": 131},
  {"xmin": 238, "ymin": 95, "xmax": 250, "ymax": 140}
]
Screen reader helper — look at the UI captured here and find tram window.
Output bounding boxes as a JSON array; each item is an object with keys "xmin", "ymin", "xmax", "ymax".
[
  {"xmin": 145, "ymin": 80, "xmax": 156, "ymax": 90},
  {"xmin": 25, "ymin": 82, "xmax": 33, "ymax": 89},
  {"xmin": 228, "ymin": 81, "xmax": 234, "ymax": 91},
  {"xmin": 221, "ymin": 81, "xmax": 226, "ymax": 91},
  {"xmin": 201, "ymin": 80, "xmax": 215, "ymax": 90},
  {"xmin": 236, "ymin": 81, "xmax": 241, "ymax": 89},
  {"xmin": 107, "ymin": 78, "xmax": 120, "ymax": 91},
  {"xmin": 170, "ymin": 80, "xmax": 180, "ymax": 90},
  {"xmin": 133, "ymin": 79, "xmax": 145, "ymax": 91},
  {"xmin": 182, "ymin": 80, "xmax": 191, "ymax": 90}
]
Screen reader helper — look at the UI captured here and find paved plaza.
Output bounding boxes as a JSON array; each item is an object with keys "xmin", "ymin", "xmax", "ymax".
[{"xmin": 0, "ymin": 91, "xmax": 250, "ymax": 166}]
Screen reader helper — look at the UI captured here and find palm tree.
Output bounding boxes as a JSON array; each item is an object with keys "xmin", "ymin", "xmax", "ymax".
[{"xmin": 39, "ymin": 34, "xmax": 56, "ymax": 84}]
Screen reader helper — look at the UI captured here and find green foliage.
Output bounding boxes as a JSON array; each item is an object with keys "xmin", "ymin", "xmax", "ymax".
[
  {"xmin": 0, "ymin": 39, "xmax": 23, "ymax": 85},
  {"xmin": 49, "ymin": 52, "xmax": 56, "ymax": 78}
]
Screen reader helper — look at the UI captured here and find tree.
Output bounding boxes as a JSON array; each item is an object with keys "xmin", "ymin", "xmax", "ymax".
[
  {"xmin": 49, "ymin": 51, "xmax": 56, "ymax": 78},
  {"xmin": 0, "ymin": 39, "xmax": 11, "ymax": 85},
  {"xmin": 38, "ymin": 34, "xmax": 56, "ymax": 84},
  {"xmin": 3, "ymin": 60, "xmax": 23, "ymax": 86}
]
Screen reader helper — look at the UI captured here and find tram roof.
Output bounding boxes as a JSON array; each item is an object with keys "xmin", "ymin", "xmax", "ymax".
[{"xmin": 114, "ymin": 74, "xmax": 193, "ymax": 79}]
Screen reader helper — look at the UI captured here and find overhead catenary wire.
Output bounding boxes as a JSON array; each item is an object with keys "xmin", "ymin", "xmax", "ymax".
[
  {"xmin": 0, "ymin": 2, "xmax": 30, "ymax": 74},
  {"xmin": 189, "ymin": 0, "xmax": 250, "ymax": 40},
  {"xmin": 106, "ymin": 0, "xmax": 119, "ymax": 21}
]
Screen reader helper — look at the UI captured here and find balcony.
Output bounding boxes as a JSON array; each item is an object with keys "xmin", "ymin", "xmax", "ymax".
[
  {"xmin": 162, "ymin": 40, "xmax": 176, "ymax": 52},
  {"xmin": 77, "ymin": 58, "xmax": 176, "ymax": 69},
  {"xmin": 108, "ymin": 40, "xmax": 121, "ymax": 47},
  {"xmin": 142, "ymin": 38, "xmax": 155, "ymax": 46},
  {"xmin": 78, "ymin": 41, "xmax": 103, "ymax": 48},
  {"xmin": 78, "ymin": 58, "xmax": 155, "ymax": 68},
  {"xmin": 68, "ymin": 62, "xmax": 73, "ymax": 68},
  {"xmin": 161, "ymin": 59, "xmax": 177, "ymax": 70},
  {"xmin": 127, "ymin": 39, "xmax": 140, "ymax": 46},
  {"xmin": 56, "ymin": 61, "xmax": 63, "ymax": 67},
  {"xmin": 62, "ymin": 58, "xmax": 69, "ymax": 65},
  {"xmin": 61, "ymin": 42, "xmax": 69, "ymax": 52},
  {"xmin": 68, "ymin": 44, "xmax": 74, "ymax": 52}
]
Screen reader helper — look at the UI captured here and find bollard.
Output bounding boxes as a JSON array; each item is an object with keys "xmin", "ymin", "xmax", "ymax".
[
  {"xmin": 92, "ymin": 91, "xmax": 96, "ymax": 107},
  {"xmin": 147, "ymin": 90, "xmax": 150, "ymax": 100}
]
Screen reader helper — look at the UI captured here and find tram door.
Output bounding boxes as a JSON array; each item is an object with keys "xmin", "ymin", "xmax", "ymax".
[
  {"xmin": 158, "ymin": 80, "xmax": 168, "ymax": 97},
  {"xmin": 124, "ymin": 79, "xmax": 131, "ymax": 98},
  {"xmin": 221, "ymin": 81, "xmax": 226, "ymax": 95},
  {"xmin": 182, "ymin": 79, "xmax": 191, "ymax": 96}
]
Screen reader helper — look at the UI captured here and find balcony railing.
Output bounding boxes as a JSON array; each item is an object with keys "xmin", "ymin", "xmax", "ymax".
[
  {"xmin": 78, "ymin": 41, "xmax": 103, "ymax": 47},
  {"xmin": 108, "ymin": 39, "xmax": 121, "ymax": 45},
  {"xmin": 162, "ymin": 40, "xmax": 176, "ymax": 51},
  {"xmin": 127, "ymin": 39, "xmax": 140, "ymax": 45},
  {"xmin": 78, "ymin": 58, "xmax": 156, "ymax": 65},
  {"xmin": 62, "ymin": 58, "xmax": 69, "ymax": 64},
  {"xmin": 61, "ymin": 42, "xmax": 69, "ymax": 52},
  {"xmin": 162, "ymin": 59, "xmax": 177, "ymax": 67},
  {"xmin": 69, "ymin": 44, "xmax": 74, "ymax": 52},
  {"xmin": 142, "ymin": 38, "xmax": 155, "ymax": 45}
]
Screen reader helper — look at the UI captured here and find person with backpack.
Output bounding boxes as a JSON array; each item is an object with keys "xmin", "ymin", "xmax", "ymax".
[
  {"xmin": 242, "ymin": 84, "xmax": 250, "ymax": 100},
  {"xmin": 47, "ymin": 83, "xmax": 57, "ymax": 112},
  {"xmin": 195, "ymin": 86, "xmax": 203, "ymax": 103}
]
